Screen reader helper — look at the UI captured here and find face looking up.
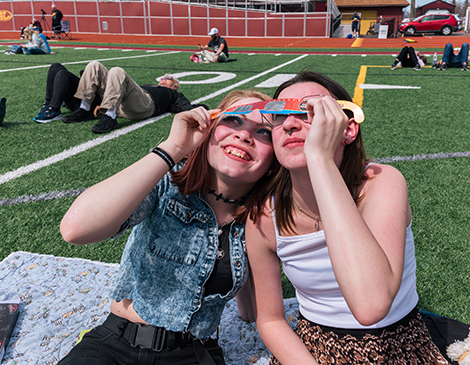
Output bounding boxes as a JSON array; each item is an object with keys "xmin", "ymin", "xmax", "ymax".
[{"xmin": 207, "ymin": 97, "xmax": 275, "ymax": 187}]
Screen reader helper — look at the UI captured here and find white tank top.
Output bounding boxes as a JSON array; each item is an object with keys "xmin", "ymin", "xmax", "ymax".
[{"xmin": 274, "ymin": 215, "xmax": 419, "ymax": 329}]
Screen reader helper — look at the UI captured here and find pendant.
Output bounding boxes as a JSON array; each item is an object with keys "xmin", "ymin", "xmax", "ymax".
[
  {"xmin": 216, "ymin": 247, "xmax": 225, "ymax": 260},
  {"xmin": 218, "ymin": 229, "xmax": 223, "ymax": 236}
]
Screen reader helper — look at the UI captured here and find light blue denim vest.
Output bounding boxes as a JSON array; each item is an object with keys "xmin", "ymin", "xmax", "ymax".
[{"xmin": 110, "ymin": 172, "xmax": 249, "ymax": 338}]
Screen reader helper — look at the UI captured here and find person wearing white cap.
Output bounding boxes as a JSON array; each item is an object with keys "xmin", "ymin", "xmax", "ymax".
[{"xmin": 198, "ymin": 27, "xmax": 229, "ymax": 63}]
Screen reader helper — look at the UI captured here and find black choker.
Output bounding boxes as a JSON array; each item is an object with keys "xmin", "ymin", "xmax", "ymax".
[{"xmin": 208, "ymin": 190, "xmax": 245, "ymax": 206}]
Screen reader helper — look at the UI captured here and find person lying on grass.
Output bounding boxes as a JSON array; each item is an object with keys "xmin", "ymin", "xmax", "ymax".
[{"xmin": 62, "ymin": 61, "xmax": 207, "ymax": 134}]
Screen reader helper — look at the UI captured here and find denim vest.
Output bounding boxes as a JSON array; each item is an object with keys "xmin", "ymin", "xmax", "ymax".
[{"xmin": 110, "ymin": 172, "xmax": 249, "ymax": 338}]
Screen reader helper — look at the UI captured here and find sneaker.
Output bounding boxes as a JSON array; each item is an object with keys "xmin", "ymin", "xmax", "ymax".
[
  {"xmin": 36, "ymin": 101, "xmax": 50, "ymax": 118},
  {"xmin": 91, "ymin": 114, "xmax": 118, "ymax": 134},
  {"xmin": 391, "ymin": 63, "xmax": 398, "ymax": 70},
  {"xmin": 439, "ymin": 63, "xmax": 447, "ymax": 71},
  {"xmin": 413, "ymin": 64, "xmax": 421, "ymax": 71},
  {"xmin": 462, "ymin": 64, "xmax": 468, "ymax": 71},
  {"xmin": 34, "ymin": 107, "xmax": 62, "ymax": 123},
  {"xmin": 62, "ymin": 108, "xmax": 95, "ymax": 123}
]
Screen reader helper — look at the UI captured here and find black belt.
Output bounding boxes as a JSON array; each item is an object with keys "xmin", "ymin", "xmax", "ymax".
[{"xmin": 103, "ymin": 313, "xmax": 194, "ymax": 352}]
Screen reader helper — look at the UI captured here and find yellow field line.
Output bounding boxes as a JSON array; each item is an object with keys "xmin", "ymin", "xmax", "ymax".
[
  {"xmin": 353, "ymin": 65, "xmax": 367, "ymax": 107},
  {"xmin": 351, "ymin": 38, "xmax": 364, "ymax": 48}
]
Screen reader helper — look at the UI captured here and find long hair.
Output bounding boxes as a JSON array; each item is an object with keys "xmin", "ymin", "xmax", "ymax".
[
  {"xmin": 171, "ymin": 89, "xmax": 277, "ymax": 224},
  {"xmin": 271, "ymin": 70, "xmax": 368, "ymax": 234}
]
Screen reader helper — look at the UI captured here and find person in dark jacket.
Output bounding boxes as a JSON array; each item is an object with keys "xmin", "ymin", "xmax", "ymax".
[
  {"xmin": 51, "ymin": 4, "xmax": 64, "ymax": 39},
  {"xmin": 62, "ymin": 61, "xmax": 207, "ymax": 133}
]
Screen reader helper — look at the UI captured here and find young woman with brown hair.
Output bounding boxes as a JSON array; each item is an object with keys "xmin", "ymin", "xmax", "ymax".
[{"xmin": 246, "ymin": 71, "xmax": 449, "ymax": 364}]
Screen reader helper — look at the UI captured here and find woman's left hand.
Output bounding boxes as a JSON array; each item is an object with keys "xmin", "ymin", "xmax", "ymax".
[{"xmin": 303, "ymin": 96, "xmax": 350, "ymax": 162}]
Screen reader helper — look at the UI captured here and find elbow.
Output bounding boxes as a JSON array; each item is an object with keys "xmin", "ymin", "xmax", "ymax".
[
  {"xmin": 60, "ymin": 212, "xmax": 87, "ymax": 245},
  {"xmin": 351, "ymin": 301, "xmax": 393, "ymax": 326}
]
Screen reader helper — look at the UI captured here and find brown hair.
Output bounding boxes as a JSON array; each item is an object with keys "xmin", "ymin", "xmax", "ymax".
[
  {"xmin": 270, "ymin": 70, "xmax": 369, "ymax": 234},
  {"xmin": 171, "ymin": 89, "xmax": 278, "ymax": 223}
]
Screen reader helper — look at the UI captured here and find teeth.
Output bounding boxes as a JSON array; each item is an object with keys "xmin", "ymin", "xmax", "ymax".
[{"xmin": 226, "ymin": 148, "xmax": 247, "ymax": 160}]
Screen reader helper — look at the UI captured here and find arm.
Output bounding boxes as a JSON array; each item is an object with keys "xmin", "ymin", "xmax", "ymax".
[
  {"xmin": 303, "ymin": 97, "xmax": 410, "ymax": 325},
  {"xmin": 39, "ymin": 33, "xmax": 52, "ymax": 53},
  {"xmin": 213, "ymin": 43, "xmax": 225, "ymax": 62},
  {"xmin": 169, "ymin": 92, "xmax": 197, "ymax": 113},
  {"xmin": 60, "ymin": 107, "xmax": 213, "ymax": 245},
  {"xmin": 246, "ymin": 211, "xmax": 319, "ymax": 365},
  {"xmin": 235, "ymin": 273, "xmax": 255, "ymax": 322}
]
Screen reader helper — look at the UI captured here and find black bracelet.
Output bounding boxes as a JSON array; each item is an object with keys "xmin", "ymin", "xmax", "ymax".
[{"xmin": 150, "ymin": 146, "xmax": 175, "ymax": 170}]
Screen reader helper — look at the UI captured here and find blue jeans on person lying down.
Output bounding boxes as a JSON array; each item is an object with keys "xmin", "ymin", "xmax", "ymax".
[
  {"xmin": 23, "ymin": 47, "xmax": 47, "ymax": 55},
  {"xmin": 442, "ymin": 42, "xmax": 469, "ymax": 67}
]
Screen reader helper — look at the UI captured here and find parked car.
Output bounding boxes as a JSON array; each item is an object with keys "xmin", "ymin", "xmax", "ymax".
[{"xmin": 399, "ymin": 13, "xmax": 462, "ymax": 35}]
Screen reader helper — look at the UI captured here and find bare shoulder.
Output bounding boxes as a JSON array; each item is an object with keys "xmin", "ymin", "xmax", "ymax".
[
  {"xmin": 359, "ymin": 163, "xmax": 411, "ymax": 223},
  {"xmin": 246, "ymin": 200, "xmax": 277, "ymax": 252},
  {"xmin": 363, "ymin": 163, "xmax": 408, "ymax": 189}
]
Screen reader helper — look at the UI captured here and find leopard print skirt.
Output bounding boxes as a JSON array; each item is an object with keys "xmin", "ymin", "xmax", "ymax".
[{"xmin": 270, "ymin": 308, "xmax": 449, "ymax": 365}]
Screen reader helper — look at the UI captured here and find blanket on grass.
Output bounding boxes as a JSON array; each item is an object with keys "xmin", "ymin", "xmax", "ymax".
[{"xmin": 0, "ymin": 251, "xmax": 299, "ymax": 365}]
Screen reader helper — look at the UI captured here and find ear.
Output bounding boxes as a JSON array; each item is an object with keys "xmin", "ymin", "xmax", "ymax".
[{"xmin": 342, "ymin": 118, "xmax": 359, "ymax": 145}]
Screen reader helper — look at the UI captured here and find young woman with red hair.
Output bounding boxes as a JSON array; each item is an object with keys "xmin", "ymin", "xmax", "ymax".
[{"xmin": 59, "ymin": 89, "xmax": 277, "ymax": 365}]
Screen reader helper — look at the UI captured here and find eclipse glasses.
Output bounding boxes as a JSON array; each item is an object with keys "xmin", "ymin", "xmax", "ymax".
[{"xmin": 212, "ymin": 98, "xmax": 364, "ymax": 126}]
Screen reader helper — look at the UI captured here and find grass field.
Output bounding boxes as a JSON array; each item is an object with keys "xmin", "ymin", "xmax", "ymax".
[{"xmin": 1, "ymin": 42, "xmax": 469, "ymax": 324}]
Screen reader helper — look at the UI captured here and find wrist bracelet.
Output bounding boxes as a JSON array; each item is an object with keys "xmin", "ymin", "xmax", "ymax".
[{"xmin": 150, "ymin": 146, "xmax": 175, "ymax": 170}]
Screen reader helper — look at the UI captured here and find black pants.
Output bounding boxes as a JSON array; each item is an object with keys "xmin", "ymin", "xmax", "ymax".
[
  {"xmin": 45, "ymin": 63, "xmax": 81, "ymax": 111},
  {"xmin": 45, "ymin": 63, "xmax": 101, "ymax": 112},
  {"xmin": 57, "ymin": 314, "xmax": 225, "ymax": 365},
  {"xmin": 397, "ymin": 46, "xmax": 419, "ymax": 67}
]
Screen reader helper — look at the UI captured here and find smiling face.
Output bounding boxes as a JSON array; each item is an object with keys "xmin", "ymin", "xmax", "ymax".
[{"xmin": 207, "ymin": 97, "xmax": 274, "ymax": 190}]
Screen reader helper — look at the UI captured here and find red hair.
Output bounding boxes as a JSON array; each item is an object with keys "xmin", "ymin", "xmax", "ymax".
[{"xmin": 170, "ymin": 89, "xmax": 278, "ymax": 223}]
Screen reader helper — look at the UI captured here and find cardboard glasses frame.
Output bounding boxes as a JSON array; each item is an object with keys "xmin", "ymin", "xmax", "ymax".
[{"xmin": 211, "ymin": 98, "xmax": 365, "ymax": 125}]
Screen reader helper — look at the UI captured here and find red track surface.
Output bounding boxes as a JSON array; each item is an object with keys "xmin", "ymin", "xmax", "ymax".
[{"xmin": 1, "ymin": 31, "xmax": 469, "ymax": 50}]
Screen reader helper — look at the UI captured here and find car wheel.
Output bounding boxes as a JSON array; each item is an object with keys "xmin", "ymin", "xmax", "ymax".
[
  {"xmin": 441, "ymin": 25, "xmax": 452, "ymax": 35},
  {"xmin": 405, "ymin": 26, "xmax": 416, "ymax": 35}
]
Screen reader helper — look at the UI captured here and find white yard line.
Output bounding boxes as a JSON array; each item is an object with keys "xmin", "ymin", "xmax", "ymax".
[{"xmin": 0, "ymin": 51, "xmax": 181, "ymax": 73}]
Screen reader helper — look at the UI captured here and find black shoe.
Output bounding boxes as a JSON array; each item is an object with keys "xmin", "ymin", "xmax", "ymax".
[
  {"xmin": 63, "ymin": 108, "xmax": 95, "ymax": 123},
  {"xmin": 439, "ymin": 63, "xmax": 447, "ymax": 71},
  {"xmin": 91, "ymin": 114, "xmax": 118, "ymax": 133},
  {"xmin": 462, "ymin": 64, "xmax": 468, "ymax": 71},
  {"xmin": 391, "ymin": 62, "xmax": 398, "ymax": 70},
  {"xmin": 413, "ymin": 64, "xmax": 421, "ymax": 71}
]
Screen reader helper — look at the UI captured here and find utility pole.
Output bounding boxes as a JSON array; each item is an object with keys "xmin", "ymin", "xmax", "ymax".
[{"xmin": 410, "ymin": 0, "xmax": 416, "ymax": 19}]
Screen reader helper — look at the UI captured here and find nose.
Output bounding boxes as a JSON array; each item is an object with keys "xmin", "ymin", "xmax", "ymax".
[
  {"xmin": 281, "ymin": 114, "xmax": 304, "ymax": 134},
  {"xmin": 235, "ymin": 128, "xmax": 253, "ymax": 144}
]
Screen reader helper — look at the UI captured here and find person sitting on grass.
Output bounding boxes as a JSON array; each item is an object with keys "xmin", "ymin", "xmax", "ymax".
[
  {"xmin": 58, "ymin": 89, "xmax": 277, "ymax": 364},
  {"xmin": 63, "ymin": 61, "xmax": 207, "ymax": 134},
  {"xmin": 22, "ymin": 27, "xmax": 53, "ymax": 55},
  {"xmin": 20, "ymin": 18, "xmax": 41, "ymax": 39},
  {"xmin": 436, "ymin": 42, "xmax": 469, "ymax": 71},
  {"xmin": 391, "ymin": 45, "xmax": 427, "ymax": 71},
  {"xmin": 246, "ymin": 70, "xmax": 451, "ymax": 364},
  {"xmin": 34, "ymin": 63, "xmax": 101, "ymax": 124},
  {"xmin": 197, "ymin": 27, "xmax": 229, "ymax": 63}
]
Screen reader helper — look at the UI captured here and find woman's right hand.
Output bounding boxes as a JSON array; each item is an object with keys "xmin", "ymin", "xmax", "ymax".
[
  {"xmin": 303, "ymin": 96, "xmax": 350, "ymax": 163},
  {"xmin": 159, "ymin": 107, "xmax": 217, "ymax": 163}
]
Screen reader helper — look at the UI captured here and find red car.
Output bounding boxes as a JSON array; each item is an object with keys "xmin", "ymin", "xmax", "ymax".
[{"xmin": 399, "ymin": 13, "xmax": 462, "ymax": 36}]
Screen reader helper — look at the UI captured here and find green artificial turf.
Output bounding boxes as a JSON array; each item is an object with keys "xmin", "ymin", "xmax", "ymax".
[{"xmin": 0, "ymin": 45, "xmax": 469, "ymax": 323}]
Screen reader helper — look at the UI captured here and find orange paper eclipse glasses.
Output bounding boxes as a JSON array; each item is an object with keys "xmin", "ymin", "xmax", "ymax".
[{"xmin": 212, "ymin": 98, "xmax": 364, "ymax": 126}]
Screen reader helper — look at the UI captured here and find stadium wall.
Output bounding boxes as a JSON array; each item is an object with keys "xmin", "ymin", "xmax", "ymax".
[{"xmin": 0, "ymin": 0, "xmax": 332, "ymax": 37}]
